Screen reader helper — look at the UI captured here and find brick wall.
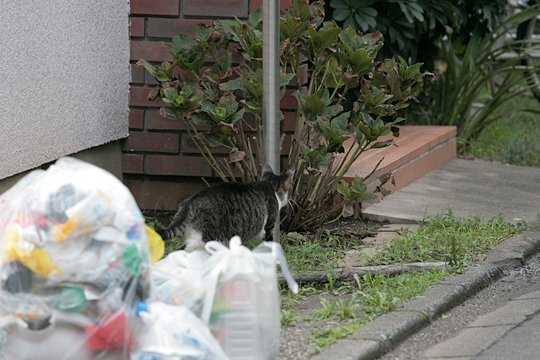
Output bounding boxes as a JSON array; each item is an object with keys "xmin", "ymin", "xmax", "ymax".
[{"xmin": 126, "ymin": 0, "xmax": 292, "ymax": 211}]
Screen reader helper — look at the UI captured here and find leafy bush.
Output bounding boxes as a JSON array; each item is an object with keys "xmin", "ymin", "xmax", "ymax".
[
  {"xmin": 327, "ymin": 0, "xmax": 508, "ymax": 68},
  {"xmin": 411, "ymin": 6, "xmax": 540, "ymax": 149},
  {"xmin": 139, "ymin": 0, "xmax": 426, "ymax": 232}
]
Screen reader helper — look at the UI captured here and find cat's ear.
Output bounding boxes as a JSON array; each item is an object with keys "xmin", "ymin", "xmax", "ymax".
[
  {"xmin": 285, "ymin": 165, "xmax": 296, "ymax": 178},
  {"xmin": 261, "ymin": 164, "xmax": 275, "ymax": 180},
  {"xmin": 282, "ymin": 167, "xmax": 295, "ymax": 191}
]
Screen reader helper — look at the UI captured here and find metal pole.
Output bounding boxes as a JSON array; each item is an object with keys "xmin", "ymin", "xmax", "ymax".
[{"xmin": 263, "ymin": 0, "xmax": 281, "ymax": 241}]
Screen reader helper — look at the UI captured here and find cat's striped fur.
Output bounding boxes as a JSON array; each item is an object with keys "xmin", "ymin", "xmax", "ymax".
[{"xmin": 157, "ymin": 165, "xmax": 294, "ymax": 251}]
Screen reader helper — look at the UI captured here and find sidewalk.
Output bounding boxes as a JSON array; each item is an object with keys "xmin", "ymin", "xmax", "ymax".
[
  {"xmin": 363, "ymin": 159, "xmax": 540, "ymax": 224},
  {"xmin": 425, "ymin": 283, "xmax": 540, "ymax": 360},
  {"xmin": 312, "ymin": 159, "xmax": 540, "ymax": 360}
]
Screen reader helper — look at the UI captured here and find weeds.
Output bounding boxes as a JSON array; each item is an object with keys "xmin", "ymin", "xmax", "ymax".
[
  {"xmin": 466, "ymin": 97, "xmax": 540, "ymax": 167},
  {"xmin": 310, "ymin": 322, "xmax": 364, "ymax": 353},
  {"xmin": 283, "ymin": 228, "xmax": 368, "ymax": 274},
  {"xmin": 309, "ymin": 270, "xmax": 447, "ymax": 352},
  {"xmin": 364, "ymin": 212, "xmax": 526, "ymax": 266}
]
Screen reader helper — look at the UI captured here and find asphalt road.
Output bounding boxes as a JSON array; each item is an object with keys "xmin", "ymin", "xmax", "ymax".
[{"xmin": 380, "ymin": 252, "xmax": 540, "ymax": 360}]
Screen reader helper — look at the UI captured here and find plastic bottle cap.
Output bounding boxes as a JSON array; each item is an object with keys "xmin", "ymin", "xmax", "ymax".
[{"xmin": 135, "ymin": 302, "xmax": 149, "ymax": 315}]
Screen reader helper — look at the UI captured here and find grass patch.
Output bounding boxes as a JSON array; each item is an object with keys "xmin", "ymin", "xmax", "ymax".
[
  {"xmin": 364, "ymin": 212, "xmax": 527, "ymax": 267},
  {"xmin": 309, "ymin": 269, "xmax": 447, "ymax": 353},
  {"xmin": 283, "ymin": 221, "xmax": 375, "ymax": 274},
  {"xmin": 466, "ymin": 96, "xmax": 540, "ymax": 167},
  {"xmin": 281, "ymin": 211, "xmax": 526, "ymax": 353}
]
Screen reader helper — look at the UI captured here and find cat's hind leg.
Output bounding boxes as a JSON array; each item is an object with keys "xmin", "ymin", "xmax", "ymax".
[{"xmin": 184, "ymin": 225, "xmax": 205, "ymax": 252}]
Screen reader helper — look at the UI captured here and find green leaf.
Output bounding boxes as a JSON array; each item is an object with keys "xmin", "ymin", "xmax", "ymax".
[
  {"xmin": 211, "ymin": 53, "xmax": 232, "ymax": 79},
  {"xmin": 337, "ymin": 181, "xmax": 351, "ymax": 197},
  {"xmin": 309, "ymin": 26, "xmax": 341, "ymax": 56},
  {"xmin": 220, "ymin": 77, "xmax": 248, "ymax": 92},
  {"xmin": 331, "ymin": 111, "xmax": 351, "ymax": 133},
  {"xmin": 332, "ymin": 8, "xmax": 351, "ymax": 22},
  {"xmin": 361, "ymin": 7, "xmax": 377, "ymax": 17},
  {"xmin": 370, "ymin": 140, "xmax": 394, "ymax": 149},
  {"xmin": 330, "ymin": 0, "xmax": 349, "ymax": 10},
  {"xmin": 350, "ymin": 176, "xmax": 367, "ymax": 194},
  {"xmin": 322, "ymin": 104, "xmax": 344, "ymax": 118},
  {"xmin": 192, "ymin": 113, "xmax": 212, "ymax": 126},
  {"xmin": 280, "ymin": 73, "xmax": 295, "ymax": 88},
  {"xmin": 230, "ymin": 108, "xmax": 246, "ymax": 125}
]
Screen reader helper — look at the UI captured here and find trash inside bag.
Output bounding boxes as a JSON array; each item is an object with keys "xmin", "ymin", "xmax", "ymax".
[
  {"xmin": 0, "ymin": 157, "xmax": 157, "ymax": 359},
  {"xmin": 152, "ymin": 250, "xmax": 209, "ymax": 312},
  {"xmin": 132, "ymin": 301, "xmax": 229, "ymax": 360},
  {"xmin": 201, "ymin": 237, "xmax": 298, "ymax": 360},
  {"xmin": 152, "ymin": 237, "xmax": 298, "ymax": 360}
]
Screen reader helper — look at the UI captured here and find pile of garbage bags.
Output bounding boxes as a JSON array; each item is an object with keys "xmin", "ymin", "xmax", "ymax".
[{"xmin": 0, "ymin": 158, "xmax": 298, "ymax": 360}]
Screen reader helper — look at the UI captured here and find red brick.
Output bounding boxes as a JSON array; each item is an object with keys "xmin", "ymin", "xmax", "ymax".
[
  {"xmin": 145, "ymin": 155, "xmax": 213, "ymax": 176},
  {"xmin": 144, "ymin": 70, "xmax": 159, "ymax": 86},
  {"xmin": 130, "ymin": 17, "xmax": 145, "ymax": 37},
  {"xmin": 141, "ymin": 178, "xmax": 213, "ymax": 210},
  {"xmin": 280, "ymin": 89, "xmax": 297, "ymax": 110},
  {"xmin": 281, "ymin": 134, "xmax": 291, "ymax": 155},
  {"xmin": 146, "ymin": 109, "xmax": 186, "ymax": 130},
  {"xmin": 250, "ymin": 0, "xmax": 292, "ymax": 11},
  {"xmin": 131, "ymin": 40, "xmax": 172, "ymax": 62},
  {"xmin": 124, "ymin": 132, "xmax": 180, "ymax": 153},
  {"xmin": 282, "ymin": 111, "xmax": 296, "ymax": 132},
  {"xmin": 129, "ymin": 109, "xmax": 145, "ymax": 130},
  {"xmin": 184, "ymin": 0, "xmax": 248, "ymax": 18},
  {"xmin": 131, "ymin": 64, "xmax": 144, "ymax": 84},
  {"xmin": 124, "ymin": 177, "xmax": 144, "ymax": 207},
  {"xmin": 129, "ymin": 86, "xmax": 164, "ymax": 107},
  {"xmin": 123, "ymin": 154, "xmax": 144, "ymax": 173},
  {"xmin": 147, "ymin": 18, "xmax": 212, "ymax": 38},
  {"xmin": 130, "ymin": 0, "xmax": 179, "ymax": 16},
  {"xmin": 180, "ymin": 133, "xmax": 229, "ymax": 154}
]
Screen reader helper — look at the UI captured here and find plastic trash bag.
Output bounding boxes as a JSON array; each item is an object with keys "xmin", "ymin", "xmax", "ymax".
[
  {"xmin": 131, "ymin": 302, "xmax": 229, "ymax": 360},
  {"xmin": 200, "ymin": 237, "xmax": 298, "ymax": 360},
  {"xmin": 0, "ymin": 157, "xmax": 155, "ymax": 359},
  {"xmin": 152, "ymin": 250, "xmax": 209, "ymax": 312}
]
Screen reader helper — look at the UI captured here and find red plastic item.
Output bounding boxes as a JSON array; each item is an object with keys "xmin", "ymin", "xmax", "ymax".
[{"xmin": 86, "ymin": 311, "xmax": 133, "ymax": 351}]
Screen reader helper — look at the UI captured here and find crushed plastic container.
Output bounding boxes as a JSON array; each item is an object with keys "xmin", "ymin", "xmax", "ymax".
[
  {"xmin": 201, "ymin": 237, "xmax": 298, "ymax": 360},
  {"xmin": 0, "ymin": 157, "xmax": 156, "ymax": 359},
  {"xmin": 132, "ymin": 301, "xmax": 228, "ymax": 360}
]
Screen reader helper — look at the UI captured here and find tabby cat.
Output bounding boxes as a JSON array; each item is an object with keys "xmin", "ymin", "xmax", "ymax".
[{"xmin": 157, "ymin": 165, "xmax": 294, "ymax": 251}]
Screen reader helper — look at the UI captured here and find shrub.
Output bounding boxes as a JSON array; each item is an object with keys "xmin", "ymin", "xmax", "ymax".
[
  {"xmin": 411, "ymin": 5, "xmax": 540, "ymax": 150},
  {"xmin": 327, "ymin": 0, "xmax": 508, "ymax": 68},
  {"xmin": 139, "ymin": 0, "xmax": 426, "ymax": 232}
]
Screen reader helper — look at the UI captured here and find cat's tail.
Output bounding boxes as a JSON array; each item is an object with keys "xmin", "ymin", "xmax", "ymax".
[{"xmin": 157, "ymin": 203, "xmax": 189, "ymax": 240}]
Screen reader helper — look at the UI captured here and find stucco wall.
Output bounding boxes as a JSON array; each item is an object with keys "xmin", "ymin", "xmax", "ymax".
[{"xmin": 0, "ymin": 1, "xmax": 130, "ymax": 179}]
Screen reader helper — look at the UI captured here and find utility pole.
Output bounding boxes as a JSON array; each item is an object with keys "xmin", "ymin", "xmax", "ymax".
[{"xmin": 263, "ymin": 0, "xmax": 281, "ymax": 241}]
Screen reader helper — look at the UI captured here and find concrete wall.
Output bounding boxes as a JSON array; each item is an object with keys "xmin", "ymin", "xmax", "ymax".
[{"xmin": 0, "ymin": 1, "xmax": 130, "ymax": 181}]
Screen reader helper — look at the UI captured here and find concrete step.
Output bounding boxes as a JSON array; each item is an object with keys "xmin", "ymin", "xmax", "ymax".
[{"xmin": 344, "ymin": 125, "xmax": 457, "ymax": 200}]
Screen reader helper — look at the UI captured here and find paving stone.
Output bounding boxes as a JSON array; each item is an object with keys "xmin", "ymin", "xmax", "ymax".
[
  {"xmin": 424, "ymin": 325, "xmax": 514, "ymax": 358},
  {"xmin": 467, "ymin": 298, "xmax": 540, "ymax": 327},
  {"xmin": 378, "ymin": 223, "xmax": 420, "ymax": 233},
  {"xmin": 338, "ymin": 249, "xmax": 364, "ymax": 268},
  {"xmin": 513, "ymin": 289, "xmax": 540, "ymax": 300},
  {"xmin": 476, "ymin": 312, "xmax": 540, "ymax": 360}
]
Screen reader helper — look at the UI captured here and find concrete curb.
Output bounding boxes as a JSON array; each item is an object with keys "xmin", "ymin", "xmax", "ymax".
[{"xmin": 311, "ymin": 230, "xmax": 540, "ymax": 360}]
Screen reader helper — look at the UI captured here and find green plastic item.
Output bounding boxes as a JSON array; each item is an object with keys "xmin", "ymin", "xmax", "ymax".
[{"xmin": 52, "ymin": 286, "xmax": 88, "ymax": 313}]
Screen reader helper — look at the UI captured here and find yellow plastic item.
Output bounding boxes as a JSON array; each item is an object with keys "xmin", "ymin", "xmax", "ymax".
[
  {"xmin": 53, "ymin": 217, "xmax": 81, "ymax": 242},
  {"xmin": 145, "ymin": 225, "xmax": 165, "ymax": 263},
  {"xmin": 3, "ymin": 225, "xmax": 62, "ymax": 277}
]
